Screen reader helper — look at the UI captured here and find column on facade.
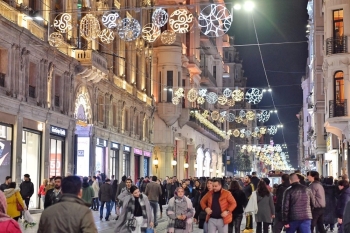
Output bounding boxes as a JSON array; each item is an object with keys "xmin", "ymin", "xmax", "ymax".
[
  {"xmin": 210, "ymin": 152, "xmax": 217, "ymax": 178},
  {"xmin": 130, "ymin": 146, "xmax": 135, "ymax": 179},
  {"xmin": 188, "ymin": 145, "xmax": 196, "ymax": 178},
  {"xmin": 14, "ymin": 45, "xmax": 20, "ymax": 98},
  {"xmin": 118, "ymin": 143, "xmax": 124, "ymax": 180},
  {"xmin": 13, "ymin": 115, "xmax": 23, "ymax": 184},
  {"xmin": 140, "ymin": 153, "xmax": 145, "ymax": 178},
  {"xmin": 90, "ymin": 133, "xmax": 96, "ymax": 176},
  {"xmin": 176, "ymin": 139, "xmax": 186, "ymax": 179},
  {"xmin": 42, "ymin": 122, "xmax": 50, "ymax": 179},
  {"xmin": 156, "ymin": 146, "xmax": 174, "ymax": 180},
  {"xmin": 66, "ymin": 120, "xmax": 75, "ymax": 175}
]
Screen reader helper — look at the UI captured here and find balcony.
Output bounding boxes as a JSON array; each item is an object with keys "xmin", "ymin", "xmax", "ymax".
[
  {"xmin": 326, "ymin": 36, "xmax": 348, "ymax": 55},
  {"xmin": 72, "ymin": 50, "xmax": 108, "ymax": 74},
  {"xmin": 200, "ymin": 68, "xmax": 217, "ymax": 87},
  {"xmin": 329, "ymin": 99, "xmax": 347, "ymax": 118},
  {"xmin": 187, "ymin": 114, "xmax": 225, "ymax": 142}
]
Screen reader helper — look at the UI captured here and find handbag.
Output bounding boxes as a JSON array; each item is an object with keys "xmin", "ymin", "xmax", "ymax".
[
  {"xmin": 173, "ymin": 202, "xmax": 186, "ymax": 229},
  {"xmin": 16, "ymin": 200, "xmax": 24, "ymax": 211},
  {"xmin": 126, "ymin": 215, "xmax": 137, "ymax": 231}
]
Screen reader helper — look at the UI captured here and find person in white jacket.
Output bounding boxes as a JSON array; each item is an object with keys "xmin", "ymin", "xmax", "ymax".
[{"xmin": 91, "ymin": 176, "xmax": 100, "ymax": 211}]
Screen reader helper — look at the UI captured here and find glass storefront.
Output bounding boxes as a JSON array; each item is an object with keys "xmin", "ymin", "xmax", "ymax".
[
  {"xmin": 144, "ymin": 157, "xmax": 149, "ymax": 177},
  {"xmin": 123, "ymin": 146, "xmax": 131, "ymax": 177},
  {"xmin": 22, "ymin": 129, "xmax": 41, "ymax": 209},
  {"xmin": 76, "ymin": 137, "xmax": 90, "ymax": 176},
  {"xmin": 96, "ymin": 138, "xmax": 108, "ymax": 176},
  {"xmin": 110, "ymin": 142, "xmax": 119, "ymax": 180},
  {"xmin": 50, "ymin": 138, "xmax": 64, "ymax": 177},
  {"xmin": 0, "ymin": 124, "xmax": 12, "ymax": 180}
]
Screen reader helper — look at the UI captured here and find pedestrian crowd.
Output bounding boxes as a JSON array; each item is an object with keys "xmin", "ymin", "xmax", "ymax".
[{"xmin": 1, "ymin": 170, "xmax": 350, "ymax": 233}]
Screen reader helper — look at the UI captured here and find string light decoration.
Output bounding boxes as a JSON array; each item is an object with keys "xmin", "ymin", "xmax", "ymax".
[
  {"xmin": 206, "ymin": 92, "xmax": 218, "ymax": 104},
  {"xmin": 48, "ymin": 32, "xmax": 64, "ymax": 47},
  {"xmin": 172, "ymin": 97, "xmax": 180, "ymax": 105},
  {"xmin": 235, "ymin": 117, "xmax": 243, "ymax": 123},
  {"xmin": 102, "ymin": 11, "xmax": 120, "ymax": 29},
  {"xmin": 217, "ymin": 95, "xmax": 227, "ymax": 105},
  {"xmin": 246, "ymin": 111, "xmax": 255, "ymax": 120},
  {"xmin": 232, "ymin": 89, "xmax": 244, "ymax": 101},
  {"xmin": 239, "ymin": 110, "xmax": 246, "ymax": 118},
  {"xmin": 142, "ymin": 23, "xmax": 161, "ymax": 43},
  {"xmin": 226, "ymin": 99, "xmax": 235, "ymax": 106},
  {"xmin": 54, "ymin": 13, "xmax": 72, "ymax": 33},
  {"xmin": 199, "ymin": 89, "xmax": 208, "ymax": 97},
  {"xmin": 223, "ymin": 88, "xmax": 232, "ymax": 98},
  {"xmin": 187, "ymin": 88, "xmax": 198, "ymax": 102},
  {"xmin": 174, "ymin": 88, "xmax": 185, "ymax": 98},
  {"xmin": 198, "ymin": 4, "xmax": 233, "ymax": 37},
  {"xmin": 245, "ymin": 88, "xmax": 263, "ymax": 104},
  {"xmin": 202, "ymin": 110, "xmax": 210, "ymax": 119},
  {"xmin": 211, "ymin": 111, "xmax": 220, "ymax": 121},
  {"xmin": 117, "ymin": 18, "xmax": 141, "ymax": 41},
  {"xmin": 257, "ymin": 110, "xmax": 271, "ymax": 122},
  {"xmin": 192, "ymin": 111, "xmax": 229, "ymax": 139},
  {"xmin": 160, "ymin": 30, "xmax": 176, "ymax": 45},
  {"xmin": 233, "ymin": 129, "xmax": 240, "ymax": 137},
  {"xmin": 152, "ymin": 8, "xmax": 168, "ymax": 27},
  {"xmin": 80, "ymin": 14, "xmax": 101, "ymax": 40},
  {"xmin": 268, "ymin": 126, "xmax": 278, "ymax": 135},
  {"xmin": 227, "ymin": 113, "xmax": 236, "ymax": 122},
  {"xmin": 98, "ymin": 28, "xmax": 115, "ymax": 44},
  {"xmin": 197, "ymin": 97, "xmax": 205, "ymax": 104},
  {"xmin": 169, "ymin": 9, "xmax": 194, "ymax": 33}
]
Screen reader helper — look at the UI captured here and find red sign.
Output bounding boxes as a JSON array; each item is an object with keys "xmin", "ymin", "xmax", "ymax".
[{"xmin": 50, "ymin": 153, "xmax": 61, "ymax": 177}]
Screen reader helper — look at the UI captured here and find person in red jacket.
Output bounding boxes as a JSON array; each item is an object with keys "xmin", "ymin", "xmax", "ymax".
[
  {"xmin": 38, "ymin": 179, "xmax": 48, "ymax": 208},
  {"xmin": 0, "ymin": 191, "xmax": 21, "ymax": 232}
]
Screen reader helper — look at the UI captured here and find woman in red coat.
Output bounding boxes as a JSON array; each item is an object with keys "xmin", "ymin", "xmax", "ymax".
[{"xmin": 0, "ymin": 191, "xmax": 21, "ymax": 232}]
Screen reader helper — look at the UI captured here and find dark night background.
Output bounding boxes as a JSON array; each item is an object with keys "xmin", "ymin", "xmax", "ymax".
[{"xmin": 227, "ymin": 0, "xmax": 309, "ymax": 167}]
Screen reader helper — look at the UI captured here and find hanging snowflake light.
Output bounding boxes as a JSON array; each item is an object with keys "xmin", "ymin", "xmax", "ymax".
[
  {"xmin": 198, "ymin": 4, "xmax": 232, "ymax": 37},
  {"xmin": 258, "ymin": 110, "xmax": 270, "ymax": 122},
  {"xmin": 206, "ymin": 92, "xmax": 218, "ymax": 104},
  {"xmin": 227, "ymin": 113, "xmax": 235, "ymax": 122},
  {"xmin": 211, "ymin": 111, "xmax": 220, "ymax": 121},
  {"xmin": 226, "ymin": 99, "xmax": 235, "ymax": 106},
  {"xmin": 197, "ymin": 97, "xmax": 205, "ymax": 104},
  {"xmin": 187, "ymin": 88, "xmax": 198, "ymax": 102},
  {"xmin": 54, "ymin": 13, "xmax": 72, "ymax": 33},
  {"xmin": 246, "ymin": 111, "xmax": 255, "ymax": 121},
  {"xmin": 239, "ymin": 110, "xmax": 246, "ymax": 118},
  {"xmin": 268, "ymin": 126, "xmax": 278, "ymax": 135},
  {"xmin": 98, "ymin": 29, "xmax": 115, "ymax": 44},
  {"xmin": 233, "ymin": 129, "xmax": 240, "ymax": 137},
  {"xmin": 118, "ymin": 18, "xmax": 141, "ymax": 42},
  {"xmin": 152, "ymin": 8, "xmax": 168, "ymax": 27},
  {"xmin": 102, "ymin": 11, "xmax": 120, "ymax": 29},
  {"xmin": 169, "ymin": 9, "xmax": 194, "ymax": 33},
  {"xmin": 48, "ymin": 32, "xmax": 64, "ymax": 47},
  {"xmin": 217, "ymin": 95, "xmax": 227, "ymax": 105},
  {"xmin": 254, "ymin": 127, "xmax": 260, "ymax": 133},
  {"xmin": 142, "ymin": 23, "xmax": 161, "ymax": 43},
  {"xmin": 80, "ymin": 14, "xmax": 101, "ymax": 40},
  {"xmin": 160, "ymin": 30, "xmax": 176, "ymax": 45},
  {"xmin": 223, "ymin": 88, "xmax": 232, "ymax": 98},
  {"xmin": 220, "ymin": 111, "xmax": 227, "ymax": 117},
  {"xmin": 232, "ymin": 89, "xmax": 244, "ymax": 101},
  {"xmin": 199, "ymin": 89, "xmax": 208, "ymax": 97},
  {"xmin": 245, "ymin": 88, "xmax": 263, "ymax": 104}
]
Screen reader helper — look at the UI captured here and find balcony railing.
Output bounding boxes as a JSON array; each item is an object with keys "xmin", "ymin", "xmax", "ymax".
[
  {"xmin": 329, "ymin": 99, "xmax": 347, "ymax": 118},
  {"xmin": 326, "ymin": 36, "xmax": 348, "ymax": 55}
]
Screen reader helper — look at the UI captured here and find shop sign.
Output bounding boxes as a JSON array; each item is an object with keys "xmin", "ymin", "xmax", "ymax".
[
  {"xmin": 144, "ymin": 151, "xmax": 151, "ymax": 157},
  {"xmin": 77, "ymin": 150, "xmax": 84, "ymax": 157},
  {"xmin": 134, "ymin": 148, "xmax": 142, "ymax": 155},
  {"xmin": 111, "ymin": 142, "xmax": 119, "ymax": 150},
  {"xmin": 97, "ymin": 138, "xmax": 107, "ymax": 147},
  {"xmin": 124, "ymin": 146, "xmax": 131, "ymax": 152},
  {"xmin": 50, "ymin": 126, "xmax": 66, "ymax": 137}
]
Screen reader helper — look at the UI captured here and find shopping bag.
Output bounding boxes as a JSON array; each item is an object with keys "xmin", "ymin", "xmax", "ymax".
[
  {"xmin": 145, "ymin": 228, "xmax": 154, "ymax": 233},
  {"xmin": 23, "ymin": 210, "xmax": 36, "ymax": 229}
]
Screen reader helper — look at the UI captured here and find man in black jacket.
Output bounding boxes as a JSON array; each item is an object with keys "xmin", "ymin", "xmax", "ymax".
[
  {"xmin": 99, "ymin": 178, "xmax": 113, "ymax": 221},
  {"xmin": 250, "ymin": 172, "xmax": 260, "ymax": 190},
  {"xmin": 282, "ymin": 173, "xmax": 315, "ymax": 233},
  {"xmin": 20, "ymin": 174, "xmax": 34, "ymax": 208},
  {"xmin": 0, "ymin": 176, "xmax": 11, "ymax": 192},
  {"xmin": 44, "ymin": 176, "xmax": 62, "ymax": 209},
  {"xmin": 273, "ymin": 174, "xmax": 290, "ymax": 233}
]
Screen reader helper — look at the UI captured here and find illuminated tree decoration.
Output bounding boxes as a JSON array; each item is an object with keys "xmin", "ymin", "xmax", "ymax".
[
  {"xmin": 80, "ymin": 14, "xmax": 101, "ymax": 40},
  {"xmin": 187, "ymin": 88, "xmax": 198, "ymax": 102},
  {"xmin": 223, "ymin": 88, "xmax": 232, "ymax": 98},
  {"xmin": 232, "ymin": 89, "xmax": 244, "ymax": 101},
  {"xmin": 211, "ymin": 111, "xmax": 220, "ymax": 121},
  {"xmin": 172, "ymin": 97, "xmax": 180, "ymax": 105},
  {"xmin": 48, "ymin": 32, "xmax": 64, "ymax": 47},
  {"xmin": 217, "ymin": 95, "xmax": 227, "ymax": 105},
  {"xmin": 118, "ymin": 18, "xmax": 141, "ymax": 42},
  {"xmin": 102, "ymin": 11, "xmax": 120, "ymax": 29},
  {"xmin": 226, "ymin": 99, "xmax": 235, "ymax": 106},
  {"xmin": 152, "ymin": 8, "xmax": 168, "ymax": 27},
  {"xmin": 198, "ymin": 4, "xmax": 233, "ymax": 37},
  {"xmin": 268, "ymin": 126, "xmax": 278, "ymax": 135},
  {"xmin": 142, "ymin": 23, "xmax": 161, "ymax": 43},
  {"xmin": 169, "ymin": 9, "xmax": 194, "ymax": 34},
  {"xmin": 98, "ymin": 29, "xmax": 115, "ymax": 44},
  {"xmin": 245, "ymin": 88, "xmax": 263, "ymax": 104},
  {"xmin": 227, "ymin": 113, "xmax": 235, "ymax": 122},
  {"xmin": 160, "ymin": 30, "xmax": 176, "ymax": 45},
  {"xmin": 246, "ymin": 111, "xmax": 255, "ymax": 120},
  {"xmin": 257, "ymin": 110, "xmax": 270, "ymax": 122},
  {"xmin": 54, "ymin": 13, "xmax": 72, "ymax": 33},
  {"xmin": 197, "ymin": 97, "xmax": 205, "ymax": 104},
  {"xmin": 199, "ymin": 89, "xmax": 208, "ymax": 97},
  {"xmin": 206, "ymin": 92, "xmax": 218, "ymax": 104}
]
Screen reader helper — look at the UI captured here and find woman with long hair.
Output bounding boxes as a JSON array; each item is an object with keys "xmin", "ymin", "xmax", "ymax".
[
  {"xmin": 4, "ymin": 182, "xmax": 26, "ymax": 221},
  {"xmin": 228, "ymin": 180, "xmax": 247, "ymax": 233},
  {"xmin": 255, "ymin": 180, "xmax": 275, "ymax": 233},
  {"xmin": 166, "ymin": 187, "xmax": 195, "ymax": 233},
  {"xmin": 323, "ymin": 177, "xmax": 337, "ymax": 232},
  {"xmin": 157, "ymin": 179, "xmax": 166, "ymax": 219},
  {"xmin": 193, "ymin": 181, "xmax": 204, "ymax": 224},
  {"xmin": 114, "ymin": 185, "xmax": 153, "ymax": 233},
  {"xmin": 111, "ymin": 179, "xmax": 118, "ymax": 214},
  {"xmin": 38, "ymin": 179, "xmax": 48, "ymax": 208}
]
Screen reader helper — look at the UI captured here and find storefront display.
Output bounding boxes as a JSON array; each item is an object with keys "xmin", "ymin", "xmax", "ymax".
[
  {"xmin": 144, "ymin": 151, "xmax": 151, "ymax": 177},
  {"xmin": 0, "ymin": 124, "xmax": 12, "ymax": 181},
  {"xmin": 123, "ymin": 146, "xmax": 131, "ymax": 176},
  {"xmin": 49, "ymin": 126, "xmax": 66, "ymax": 177},
  {"xmin": 96, "ymin": 138, "xmax": 108, "ymax": 175},
  {"xmin": 110, "ymin": 142, "xmax": 120, "ymax": 180},
  {"xmin": 134, "ymin": 148, "xmax": 142, "ymax": 181},
  {"xmin": 76, "ymin": 137, "xmax": 90, "ymax": 176}
]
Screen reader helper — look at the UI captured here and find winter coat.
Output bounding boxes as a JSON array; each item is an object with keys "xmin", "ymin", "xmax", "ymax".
[
  {"xmin": 255, "ymin": 193, "xmax": 275, "ymax": 223},
  {"xmin": 0, "ymin": 183, "xmax": 9, "ymax": 192},
  {"xmin": 38, "ymin": 185, "xmax": 46, "ymax": 196},
  {"xmin": 92, "ymin": 180, "xmax": 99, "ymax": 198},
  {"xmin": 158, "ymin": 183, "xmax": 167, "ymax": 205},
  {"xmin": 309, "ymin": 181, "xmax": 326, "ymax": 208},
  {"xmin": 3, "ymin": 189, "xmax": 25, "ymax": 218},
  {"xmin": 275, "ymin": 181, "xmax": 290, "ymax": 214},
  {"xmin": 167, "ymin": 183, "xmax": 177, "ymax": 199},
  {"xmin": 19, "ymin": 180, "xmax": 34, "ymax": 198},
  {"xmin": 0, "ymin": 220, "xmax": 21, "ymax": 232},
  {"xmin": 38, "ymin": 194, "xmax": 97, "ymax": 233},
  {"xmin": 82, "ymin": 183, "xmax": 94, "ymax": 205},
  {"xmin": 323, "ymin": 184, "xmax": 337, "ymax": 224},
  {"xmin": 343, "ymin": 201, "xmax": 350, "ymax": 233},
  {"xmin": 251, "ymin": 176, "xmax": 260, "ymax": 190},
  {"xmin": 99, "ymin": 183, "xmax": 113, "ymax": 202},
  {"xmin": 230, "ymin": 189, "xmax": 248, "ymax": 216},
  {"xmin": 282, "ymin": 182, "xmax": 314, "ymax": 223},
  {"xmin": 140, "ymin": 180, "xmax": 150, "ymax": 193},
  {"xmin": 243, "ymin": 182, "xmax": 254, "ymax": 199},
  {"xmin": 116, "ymin": 181, "xmax": 126, "ymax": 199},
  {"xmin": 44, "ymin": 189, "xmax": 62, "ymax": 209},
  {"xmin": 200, "ymin": 189, "xmax": 237, "ymax": 224},
  {"xmin": 336, "ymin": 187, "xmax": 350, "ymax": 219},
  {"xmin": 144, "ymin": 181, "xmax": 162, "ymax": 202}
]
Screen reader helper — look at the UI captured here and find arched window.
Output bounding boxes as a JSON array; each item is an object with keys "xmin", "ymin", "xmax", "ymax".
[
  {"xmin": 204, "ymin": 151, "xmax": 211, "ymax": 177},
  {"xmin": 334, "ymin": 71, "xmax": 344, "ymax": 101},
  {"xmin": 196, "ymin": 148, "xmax": 204, "ymax": 178}
]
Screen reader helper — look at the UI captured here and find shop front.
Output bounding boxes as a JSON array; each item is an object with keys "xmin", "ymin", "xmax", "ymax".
[
  {"xmin": 123, "ymin": 146, "xmax": 131, "ymax": 177},
  {"xmin": 143, "ymin": 151, "xmax": 151, "ymax": 177},
  {"xmin": 110, "ymin": 142, "xmax": 120, "ymax": 180},
  {"xmin": 0, "ymin": 123, "xmax": 12, "ymax": 180},
  {"xmin": 134, "ymin": 148, "xmax": 142, "ymax": 181},
  {"xmin": 49, "ymin": 125, "xmax": 66, "ymax": 177},
  {"xmin": 76, "ymin": 136, "xmax": 90, "ymax": 176},
  {"xmin": 96, "ymin": 138, "xmax": 108, "ymax": 176}
]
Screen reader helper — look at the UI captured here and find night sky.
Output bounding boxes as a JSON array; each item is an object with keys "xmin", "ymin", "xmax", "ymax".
[{"xmin": 227, "ymin": 0, "xmax": 309, "ymax": 167}]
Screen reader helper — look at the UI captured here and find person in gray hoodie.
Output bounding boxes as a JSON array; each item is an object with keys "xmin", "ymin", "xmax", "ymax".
[{"xmin": 307, "ymin": 171, "xmax": 326, "ymax": 233}]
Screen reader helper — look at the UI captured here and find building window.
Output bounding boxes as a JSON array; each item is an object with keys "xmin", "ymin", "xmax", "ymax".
[
  {"xmin": 0, "ymin": 48, "xmax": 7, "ymax": 87},
  {"xmin": 0, "ymin": 73, "xmax": 5, "ymax": 87},
  {"xmin": 124, "ymin": 109, "xmax": 129, "ymax": 132},
  {"xmin": 55, "ymin": 75, "xmax": 61, "ymax": 107},
  {"xmin": 333, "ymin": 9, "xmax": 344, "ymax": 38},
  {"xmin": 213, "ymin": 66, "xmax": 217, "ymax": 80},
  {"xmin": 113, "ymin": 104, "xmax": 117, "ymax": 127},
  {"xmin": 334, "ymin": 71, "xmax": 344, "ymax": 101},
  {"xmin": 29, "ymin": 62, "xmax": 37, "ymax": 98},
  {"xmin": 98, "ymin": 95, "xmax": 104, "ymax": 122},
  {"xmin": 166, "ymin": 71, "xmax": 173, "ymax": 102}
]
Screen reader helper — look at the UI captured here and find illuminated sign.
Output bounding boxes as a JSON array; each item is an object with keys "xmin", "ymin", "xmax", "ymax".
[{"xmin": 50, "ymin": 126, "xmax": 66, "ymax": 137}]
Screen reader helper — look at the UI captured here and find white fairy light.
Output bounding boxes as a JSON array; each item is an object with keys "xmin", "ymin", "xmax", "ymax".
[
  {"xmin": 245, "ymin": 88, "xmax": 263, "ymax": 104},
  {"xmin": 48, "ymin": 32, "xmax": 64, "ymax": 47},
  {"xmin": 98, "ymin": 28, "xmax": 115, "ymax": 44},
  {"xmin": 142, "ymin": 23, "xmax": 161, "ymax": 43},
  {"xmin": 54, "ymin": 13, "xmax": 72, "ymax": 33},
  {"xmin": 160, "ymin": 30, "xmax": 176, "ymax": 45},
  {"xmin": 80, "ymin": 14, "xmax": 101, "ymax": 40},
  {"xmin": 152, "ymin": 8, "xmax": 168, "ymax": 27},
  {"xmin": 102, "ymin": 11, "xmax": 120, "ymax": 29},
  {"xmin": 169, "ymin": 9, "xmax": 194, "ymax": 33},
  {"xmin": 118, "ymin": 18, "xmax": 141, "ymax": 42},
  {"xmin": 258, "ymin": 110, "xmax": 270, "ymax": 122},
  {"xmin": 206, "ymin": 92, "xmax": 218, "ymax": 104},
  {"xmin": 223, "ymin": 88, "xmax": 232, "ymax": 98}
]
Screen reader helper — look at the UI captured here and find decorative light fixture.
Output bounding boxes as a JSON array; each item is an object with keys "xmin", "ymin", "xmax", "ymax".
[
  {"xmin": 209, "ymin": 168, "xmax": 213, "ymax": 173},
  {"xmin": 172, "ymin": 159, "xmax": 177, "ymax": 169},
  {"xmin": 245, "ymin": 88, "xmax": 263, "ymax": 104},
  {"xmin": 227, "ymin": 113, "xmax": 236, "ymax": 122},
  {"xmin": 187, "ymin": 88, "xmax": 198, "ymax": 103},
  {"xmin": 217, "ymin": 95, "xmax": 228, "ymax": 105},
  {"xmin": 152, "ymin": 8, "xmax": 168, "ymax": 27},
  {"xmin": 206, "ymin": 92, "xmax": 218, "ymax": 104},
  {"xmin": 142, "ymin": 23, "xmax": 161, "ymax": 43},
  {"xmin": 118, "ymin": 18, "xmax": 141, "ymax": 42},
  {"xmin": 172, "ymin": 97, "xmax": 180, "ymax": 105},
  {"xmin": 194, "ymin": 163, "xmax": 198, "ymax": 169},
  {"xmin": 198, "ymin": 4, "xmax": 233, "ymax": 37},
  {"xmin": 169, "ymin": 9, "xmax": 194, "ymax": 33},
  {"xmin": 232, "ymin": 89, "xmax": 244, "ymax": 101},
  {"xmin": 258, "ymin": 110, "xmax": 270, "ymax": 122},
  {"xmin": 80, "ymin": 14, "xmax": 101, "ymax": 40},
  {"xmin": 153, "ymin": 157, "xmax": 159, "ymax": 173},
  {"xmin": 102, "ymin": 11, "xmax": 120, "ymax": 29},
  {"xmin": 54, "ymin": 13, "xmax": 72, "ymax": 33},
  {"xmin": 160, "ymin": 30, "xmax": 176, "ymax": 45},
  {"xmin": 48, "ymin": 32, "xmax": 64, "ymax": 47},
  {"xmin": 98, "ymin": 28, "xmax": 115, "ymax": 44},
  {"xmin": 184, "ymin": 163, "xmax": 189, "ymax": 169}
]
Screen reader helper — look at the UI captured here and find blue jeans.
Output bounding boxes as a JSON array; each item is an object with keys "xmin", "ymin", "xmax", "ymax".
[
  {"xmin": 149, "ymin": 200, "xmax": 158, "ymax": 226},
  {"xmin": 287, "ymin": 220, "xmax": 311, "ymax": 233},
  {"xmin": 110, "ymin": 200, "xmax": 115, "ymax": 212},
  {"xmin": 100, "ymin": 201, "xmax": 111, "ymax": 220}
]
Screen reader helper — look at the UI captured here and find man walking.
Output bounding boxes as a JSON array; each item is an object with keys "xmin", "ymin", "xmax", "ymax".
[
  {"xmin": 243, "ymin": 175, "xmax": 254, "ymax": 233},
  {"xmin": 308, "ymin": 171, "xmax": 326, "ymax": 233},
  {"xmin": 145, "ymin": 176, "xmax": 162, "ymax": 226},
  {"xmin": 140, "ymin": 176, "xmax": 150, "ymax": 193},
  {"xmin": 250, "ymin": 172, "xmax": 260, "ymax": 190},
  {"xmin": 282, "ymin": 173, "xmax": 315, "ymax": 233},
  {"xmin": 0, "ymin": 176, "xmax": 11, "ymax": 192},
  {"xmin": 38, "ymin": 176, "xmax": 97, "ymax": 232},
  {"xmin": 20, "ymin": 174, "xmax": 34, "ymax": 208},
  {"xmin": 99, "ymin": 178, "xmax": 113, "ymax": 221},
  {"xmin": 44, "ymin": 176, "xmax": 62, "ymax": 209},
  {"xmin": 200, "ymin": 179, "xmax": 237, "ymax": 233},
  {"xmin": 273, "ymin": 174, "xmax": 290, "ymax": 233}
]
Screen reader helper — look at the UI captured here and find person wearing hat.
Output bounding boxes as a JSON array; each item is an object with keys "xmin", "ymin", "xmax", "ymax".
[
  {"xmin": 114, "ymin": 185, "xmax": 154, "ymax": 233},
  {"xmin": 99, "ymin": 178, "xmax": 113, "ymax": 221},
  {"xmin": 20, "ymin": 174, "xmax": 34, "ymax": 209}
]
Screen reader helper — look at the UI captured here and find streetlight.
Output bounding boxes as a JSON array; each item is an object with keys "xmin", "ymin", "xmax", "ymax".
[
  {"xmin": 243, "ymin": 1, "xmax": 255, "ymax": 11},
  {"xmin": 153, "ymin": 157, "xmax": 159, "ymax": 173}
]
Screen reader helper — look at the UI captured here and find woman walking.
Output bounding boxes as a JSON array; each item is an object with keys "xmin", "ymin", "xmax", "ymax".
[
  {"xmin": 4, "ymin": 182, "xmax": 26, "ymax": 221},
  {"xmin": 157, "ymin": 179, "xmax": 166, "ymax": 219},
  {"xmin": 323, "ymin": 177, "xmax": 337, "ymax": 232},
  {"xmin": 38, "ymin": 179, "xmax": 48, "ymax": 208},
  {"xmin": 255, "ymin": 180, "xmax": 275, "ymax": 233},
  {"xmin": 91, "ymin": 176, "xmax": 100, "ymax": 211},
  {"xmin": 114, "ymin": 185, "xmax": 153, "ymax": 233},
  {"xmin": 228, "ymin": 180, "xmax": 247, "ymax": 233},
  {"xmin": 111, "ymin": 180, "xmax": 118, "ymax": 214},
  {"xmin": 166, "ymin": 187, "xmax": 195, "ymax": 233},
  {"xmin": 0, "ymin": 191, "xmax": 21, "ymax": 232},
  {"xmin": 82, "ymin": 177, "xmax": 94, "ymax": 206},
  {"xmin": 336, "ymin": 180, "xmax": 350, "ymax": 233}
]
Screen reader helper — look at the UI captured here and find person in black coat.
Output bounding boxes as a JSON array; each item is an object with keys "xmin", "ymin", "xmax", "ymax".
[
  {"xmin": 251, "ymin": 172, "xmax": 260, "ymax": 190},
  {"xmin": 157, "ymin": 179, "xmax": 166, "ymax": 219},
  {"xmin": 181, "ymin": 182, "xmax": 191, "ymax": 198},
  {"xmin": 193, "ymin": 181, "xmax": 204, "ymax": 223},
  {"xmin": 336, "ymin": 180, "xmax": 350, "ymax": 233},
  {"xmin": 273, "ymin": 174, "xmax": 290, "ymax": 233},
  {"xmin": 228, "ymin": 180, "xmax": 247, "ymax": 233},
  {"xmin": 323, "ymin": 177, "xmax": 337, "ymax": 231},
  {"xmin": 20, "ymin": 174, "xmax": 34, "ymax": 208}
]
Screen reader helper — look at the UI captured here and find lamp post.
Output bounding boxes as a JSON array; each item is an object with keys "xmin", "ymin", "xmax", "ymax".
[
  {"xmin": 153, "ymin": 157, "xmax": 159, "ymax": 174},
  {"xmin": 172, "ymin": 159, "xmax": 177, "ymax": 176}
]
